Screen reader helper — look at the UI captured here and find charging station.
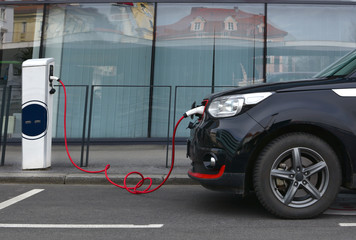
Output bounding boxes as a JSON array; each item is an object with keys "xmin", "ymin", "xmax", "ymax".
[{"xmin": 22, "ymin": 58, "xmax": 55, "ymax": 170}]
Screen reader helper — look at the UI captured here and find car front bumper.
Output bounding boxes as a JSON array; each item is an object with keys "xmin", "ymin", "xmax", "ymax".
[{"xmin": 186, "ymin": 112, "xmax": 265, "ymax": 194}]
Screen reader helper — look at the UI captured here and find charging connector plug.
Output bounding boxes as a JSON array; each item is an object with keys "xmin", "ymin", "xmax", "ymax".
[
  {"xmin": 50, "ymin": 76, "xmax": 60, "ymax": 82},
  {"xmin": 49, "ymin": 76, "xmax": 60, "ymax": 94},
  {"xmin": 184, "ymin": 106, "xmax": 205, "ymax": 118}
]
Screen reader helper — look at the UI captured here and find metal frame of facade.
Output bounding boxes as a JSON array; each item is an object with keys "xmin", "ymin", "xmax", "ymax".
[{"xmin": 2, "ymin": 0, "xmax": 356, "ymax": 5}]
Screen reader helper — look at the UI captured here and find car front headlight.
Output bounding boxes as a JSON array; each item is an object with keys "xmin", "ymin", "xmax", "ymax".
[{"xmin": 208, "ymin": 92, "xmax": 273, "ymax": 118}]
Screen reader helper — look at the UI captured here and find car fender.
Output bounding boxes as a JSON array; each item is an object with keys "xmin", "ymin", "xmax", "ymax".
[{"xmin": 247, "ymin": 89, "xmax": 356, "ymax": 187}]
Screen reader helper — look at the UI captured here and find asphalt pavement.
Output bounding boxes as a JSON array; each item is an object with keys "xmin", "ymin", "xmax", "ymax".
[
  {"xmin": 1, "ymin": 184, "xmax": 356, "ymax": 240},
  {"xmin": 0, "ymin": 144, "xmax": 196, "ymax": 186}
]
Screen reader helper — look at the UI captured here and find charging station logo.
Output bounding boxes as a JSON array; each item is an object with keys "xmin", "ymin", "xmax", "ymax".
[{"xmin": 22, "ymin": 100, "xmax": 48, "ymax": 140}]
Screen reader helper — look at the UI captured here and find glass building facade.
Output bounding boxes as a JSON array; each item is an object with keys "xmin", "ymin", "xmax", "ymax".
[{"xmin": 1, "ymin": 0, "xmax": 356, "ymax": 146}]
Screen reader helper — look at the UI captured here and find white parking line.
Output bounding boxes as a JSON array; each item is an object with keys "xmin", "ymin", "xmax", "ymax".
[
  {"xmin": 0, "ymin": 224, "xmax": 164, "ymax": 229},
  {"xmin": 0, "ymin": 189, "xmax": 44, "ymax": 210},
  {"xmin": 339, "ymin": 223, "xmax": 356, "ymax": 227}
]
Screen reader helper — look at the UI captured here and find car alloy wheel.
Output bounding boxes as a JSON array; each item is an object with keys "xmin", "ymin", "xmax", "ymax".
[
  {"xmin": 270, "ymin": 147, "xmax": 329, "ymax": 208},
  {"xmin": 254, "ymin": 133, "xmax": 341, "ymax": 219}
]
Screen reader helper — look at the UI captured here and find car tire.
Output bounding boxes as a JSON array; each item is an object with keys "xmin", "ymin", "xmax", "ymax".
[{"xmin": 253, "ymin": 133, "xmax": 341, "ymax": 219}]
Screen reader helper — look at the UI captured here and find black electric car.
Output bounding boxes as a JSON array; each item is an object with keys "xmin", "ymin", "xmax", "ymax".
[{"xmin": 187, "ymin": 49, "xmax": 356, "ymax": 219}]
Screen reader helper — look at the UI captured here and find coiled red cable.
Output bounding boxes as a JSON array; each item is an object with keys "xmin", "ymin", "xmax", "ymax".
[{"xmin": 58, "ymin": 79, "xmax": 185, "ymax": 194}]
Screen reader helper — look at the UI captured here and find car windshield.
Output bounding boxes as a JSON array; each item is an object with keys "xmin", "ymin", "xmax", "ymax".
[{"xmin": 314, "ymin": 49, "xmax": 356, "ymax": 78}]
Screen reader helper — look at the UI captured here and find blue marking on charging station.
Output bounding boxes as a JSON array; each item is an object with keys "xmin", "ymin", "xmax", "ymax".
[{"xmin": 22, "ymin": 104, "xmax": 47, "ymax": 137}]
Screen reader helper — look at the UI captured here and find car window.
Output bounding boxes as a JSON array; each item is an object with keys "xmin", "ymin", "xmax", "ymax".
[{"xmin": 314, "ymin": 50, "xmax": 356, "ymax": 78}]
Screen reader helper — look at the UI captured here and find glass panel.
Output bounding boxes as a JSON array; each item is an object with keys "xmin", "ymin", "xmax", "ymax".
[
  {"xmin": 44, "ymin": 3, "xmax": 154, "ymax": 138},
  {"xmin": 89, "ymin": 86, "xmax": 170, "ymax": 138},
  {"xmin": 153, "ymin": 3, "xmax": 264, "ymax": 137},
  {"xmin": 0, "ymin": 5, "xmax": 43, "ymax": 140},
  {"xmin": 267, "ymin": 4, "xmax": 356, "ymax": 83}
]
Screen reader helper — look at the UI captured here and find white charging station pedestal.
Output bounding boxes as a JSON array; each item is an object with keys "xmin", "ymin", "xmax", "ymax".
[{"xmin": 22, "ymin": 58, "xmax": 55, "ymax": 170}]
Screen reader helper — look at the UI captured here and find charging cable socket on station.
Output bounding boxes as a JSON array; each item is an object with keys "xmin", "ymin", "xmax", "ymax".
[{"xmin": 49, "ymin": 68, "xmax": 57, "ymax": 95}]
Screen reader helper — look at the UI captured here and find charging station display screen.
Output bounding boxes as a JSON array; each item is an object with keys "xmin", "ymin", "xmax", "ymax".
[{"xmin": 22, "ymin": 102, "xmax": 48, "ymax": 138}]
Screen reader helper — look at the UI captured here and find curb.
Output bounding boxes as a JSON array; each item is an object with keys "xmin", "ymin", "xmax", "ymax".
[
  {"xmin": 0, "ymin": 173, "xmax": 197, "ymax": 185},
  {"xmin": 0, "ymin": 173, "xmax": 66, "ymax": 184}
]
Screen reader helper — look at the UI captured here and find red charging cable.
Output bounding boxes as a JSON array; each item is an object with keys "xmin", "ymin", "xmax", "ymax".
[{"xmin": 58, "ymin": 79, "xmax": 185, "ymax": 194}]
